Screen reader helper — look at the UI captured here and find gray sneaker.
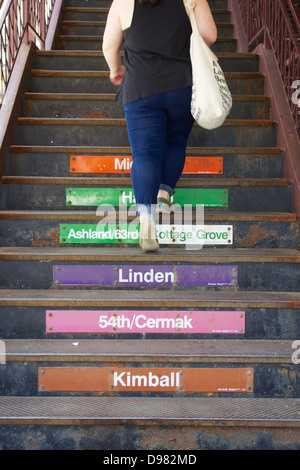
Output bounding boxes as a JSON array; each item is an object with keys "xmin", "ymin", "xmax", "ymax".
[{"xmin": 156, "ymin": 197, "xmax": 174, "ymax": 214}]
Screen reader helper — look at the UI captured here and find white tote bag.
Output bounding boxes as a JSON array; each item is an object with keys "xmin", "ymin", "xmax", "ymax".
[{"xmin": 186, "ymin": 0, "xmax": 232, "ymax": 130}]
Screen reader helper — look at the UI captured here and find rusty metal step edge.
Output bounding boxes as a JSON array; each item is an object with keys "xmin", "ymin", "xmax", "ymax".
[
  {"xmin": 0, "ymin": 247, "xmax": 298, "ymax": 263},
  {"xmin": 59, "ymin": 20, "xmax": 233, "ymax": 27},
  {"xmin": 30, "ymin": 69, "xmax": 263, "ymax": 79},
  {"xmin": 0, "ymin": 210, "xmax": 296, "ymax": 222},
  {"xmin": 16, "ymin": 117, "xmax": 274, "ymax": 127},
  {"xmin": 23, "ymin": 92, "xmax": 269, "ymax": 102},
  {"xmin": 58, "ymin": 35, "xmax": 237, "ymax": 42},
  {"xmin": 1, "ymin": 176, "xmax": 289, "ymax": 186},
  {"xmin": 3, "ymin": 339, "xmax": 296, "ymax": 363},
  {"xmin": 0, "ymin": 246, "xmax": 300, "ymax": 263},
  {"xmin": 64, "ymin": 6, "xmax": 110, "ymax": 12},
  {"xmin": 63, "ymin": 7, "xmax": 229, "ymax": 13},
  {"xmin": 0, "ymin": 396, "xmax": 299, "ymax": 427},
  {"xmin": 36, "ymin": 50, "xmax": 258, "ymax": 59},
  {"xmin": 23, "ymin": 92, "xmax": 116, "ymax": 100},
  {"xmin": 9, "ymin": 145, "xmax": 282, "ymax": 155},
  {"xmin": 61, "ymin": 20, "xmax": 107, "ymax": 26},
  {"xmin": 0, "ymin": 289, "xmax": 299, "ymax": 308}
]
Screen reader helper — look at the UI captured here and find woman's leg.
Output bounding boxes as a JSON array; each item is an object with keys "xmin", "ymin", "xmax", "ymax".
[
  {"xmin": 124, "ymin": 94, "xmax": 167, "ymax": 214},
  {"xmin": 159, "ymin": 87, "xmax": 194, "ymax": 197},
  {"xmin": 124, "ymin": 94, "xmax": 167, "ymax": 251}
]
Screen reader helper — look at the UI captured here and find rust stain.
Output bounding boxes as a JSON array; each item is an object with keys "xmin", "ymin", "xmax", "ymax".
[
  {"xmin": 140, "ymin": 426, "xmax": 198, "ymax": 450},
  {"xmin": 80, "ymin": 110, "xmax": 106, "ymax": 119},
  {"xmin": 236, "ymin": 225, "xmax": 277, "ymax": 247},
  {"xmin": 32, "ymin": 229, "xmax": 60, "ymax": 247}
]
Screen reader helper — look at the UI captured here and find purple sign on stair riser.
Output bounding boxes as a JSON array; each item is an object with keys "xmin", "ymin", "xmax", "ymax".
[{"xmin": 53, "ymin": 265, "xmax": 238, "ymax": 287}]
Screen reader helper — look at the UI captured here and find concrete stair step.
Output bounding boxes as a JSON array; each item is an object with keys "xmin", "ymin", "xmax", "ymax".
[
  {"xmin": 7, "ymin": 145, "xmax": 284, "ymax": 179},
  {"xmin": 64, "ymin": 0, "xmax": 228, "ymax": 7},
  {"xmin": 28, "ymin": 69, "xmax": 265, "ymax": 94},
  {"xmin": 0, "ymin": 396, "xmax": 299, "ymax": 427},
  {"xmin": 0, "ymin": 288, "xmax": 299, "ymax": 340},
  {"xmin": 1, "ymin": 396, "xmax": 299, "ymax": 449},
  {"xmin": 1, "ymin": 175, "xmax": 292, "ymax": 212},
  {"xmin": 56, "ymin": 35, "xmax": 237, "ymax": 52},
  {"xmin": 0, "ymin": 247, "xmax": 298, "ymax": 291},
  {"xmin": 60, "ymin": 20, "xmax": 234, "ymax": 37},
  {"xmin": 0, "ymin": 288, "xmax": 299, "ymax": 307},
  {"xmin": 61, "ymin": 7, "xmax": 231, "ymax": 23},
  {"xmin": 0, "ymin": 210, "xmax": 298, "ymax": 249},
  {"xmin": 21, "ymin": 92, "xmax": 271, "ymax": 120},
  {"xmin": 0, "ymin": 246, "xmax": 297, "ymax": 261},
  {"xmin": 14, "ymin": 117, "xmax": 277, "ymax": 148},
  {"xmin": 1, "ymin": 339, "xmax": 298, "ymax": 398},
  {"xmin": 33, "ymin": 50, "xmax": 260, "ymax": 72},
  {"xmin": 3, "ymin": 338, "xmax": 294, "ymax": 363}
]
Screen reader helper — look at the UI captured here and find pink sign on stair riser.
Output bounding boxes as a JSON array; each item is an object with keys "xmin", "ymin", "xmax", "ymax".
[{"xmin": 46, "ymin": 310, "xmax": 245, "ymax": 334}]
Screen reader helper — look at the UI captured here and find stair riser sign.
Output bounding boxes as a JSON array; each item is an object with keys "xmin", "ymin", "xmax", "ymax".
[
  {"xmin": 69, "ymin": 155, "xmax": 223, "ymax": 175},
  {"xmin": 46, "ymin": 310, "xmax": 245, "ymax": 334},
  {"xmin": 38, "ymin": 367, "xmax": 253, "ymax": 392},
  {"xmin": 66, "ymin": 188, "xmax": 228, "ymax": 207},
  {"xmin": 53, "ymin": 265, "xmax": 238, "ymax": 287},
  {"xmin": 0, "ymin": 341, "xmax": 5, "ymax": 365},
  {"xmin": 60, "ymin": 224, "xmax": 233, "ymax": 245}
]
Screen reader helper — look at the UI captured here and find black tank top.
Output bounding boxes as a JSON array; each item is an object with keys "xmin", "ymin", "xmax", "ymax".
[{"xmin": 115, "ymin": 0, "xmax": 192, "ymax": 106}]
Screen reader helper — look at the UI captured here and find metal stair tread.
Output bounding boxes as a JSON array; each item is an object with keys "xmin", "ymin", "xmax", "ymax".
[
  {"xmin": 1, "ymin": 396, "xmax": 299, "ymax": 426},
  {"xmin": 61, "ymin": 20, "xmax": 107, "ymax": 26},
  {"xmin": 23, "ymin": 92, "xmax": 117, "ymax": 100},
  {"xmin": 1, "ymin": 288, "xmax": 299, "ymax": 307},
  {"xmin": 23, "ymin": 92, "xmax": 269, "ymax": 102},
  {"xmin": 0, "ymin": 246, "xmax": 299, "ymax": 262},
  {"xmin": 1, "ymin": 176, "xmax": 289, "ymax": 186},
  {"xmin": 36, "ymin": 50, "xmax": 259, "ymax": 59},
  {"xmin": 59, "ymin": 20, "xmax": 234, "ymax": 27},
  {"xmin": 17, "ymin": 117, "xmax": 274, "ymax": 127},
  {"xmin": 30, "ymin": 69, "xmax": 263, "ymax": 79},
  {"xmin": 64, "ymin": 6, "xmax": 110, "ymax": 12},
  {"xmin": 0, "ymin": 210, "xmax": 296, "ymax": 222},
  {"xmin": 9, "ymin": 145, "xmax": 282, "ymax": 154},
  {"xmin": 58, "ymin": 35, "xmax": 236, "ymax": 41},
  {"xmin": 63, "ymin": 6, "xmax": 229, "ymax": 13},
  {"xmin": 3, "ymin": 338, "xmax": 296, "ymax": 363}
]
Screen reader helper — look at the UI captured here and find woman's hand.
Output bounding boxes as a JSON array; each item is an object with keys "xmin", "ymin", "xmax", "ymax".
[{"xmin": 110, "ymin": 65, "xmax": 125, "ymax": 85}]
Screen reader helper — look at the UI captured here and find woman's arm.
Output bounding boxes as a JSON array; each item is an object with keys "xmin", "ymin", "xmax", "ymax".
[
  {"xmin": 186, "ymin": 0, "xmax": 217, "ymax": 46},
  {"xmin": 102, "ymin": 0, "xmax": 125, "ymax": 85}
]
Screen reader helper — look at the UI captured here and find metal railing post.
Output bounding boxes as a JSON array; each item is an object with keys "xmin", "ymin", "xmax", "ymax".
[{"xmin": 236, "ymin": 0, "xmax": 299, "ymax": 135}]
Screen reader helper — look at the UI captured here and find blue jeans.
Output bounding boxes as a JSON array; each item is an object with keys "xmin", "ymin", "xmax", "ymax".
[{"xmin": 124, "ymin": 87, "xmax": 194, "ymax": 214}]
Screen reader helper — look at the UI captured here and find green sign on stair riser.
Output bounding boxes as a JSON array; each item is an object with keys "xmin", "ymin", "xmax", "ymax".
[
  {"xmin": 60, "ymin": 224, "xmax": 233, "ymax": 245},
  {"xmin": 66, "ymin": 188, "xmax": 228, "ymax": 207}
]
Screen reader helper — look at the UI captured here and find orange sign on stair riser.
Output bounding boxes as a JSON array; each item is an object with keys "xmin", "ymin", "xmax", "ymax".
[
  {"xmin": 38, "ymin": 367, "xmax": 253, "ymax": 393},
  {"xmin": 70, "ymin": 155, "xmax": 223, "ymax": 174}
]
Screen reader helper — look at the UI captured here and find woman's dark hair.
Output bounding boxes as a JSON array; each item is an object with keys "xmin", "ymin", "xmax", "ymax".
[{"xmin": 138, "ymin": 0, "xmax": 159, "ymax": 5}]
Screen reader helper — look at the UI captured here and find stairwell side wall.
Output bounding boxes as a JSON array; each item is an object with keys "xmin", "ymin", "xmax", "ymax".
[
  {"xmin": 0, "ymin": 42, "xmax": 36, "ymax": 207},
  {"xmin": 228, "ymin": 0, "xmax": 300, "ymax": 217},
  {"xmin": 0, "ymin": 0, "xmax": 63, "ymax": 182}
]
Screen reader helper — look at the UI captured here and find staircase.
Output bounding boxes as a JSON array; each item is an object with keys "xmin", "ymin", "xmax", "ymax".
[{"xmin": 0, "ymin": 0, "xmax": 299, "ymax": 451}]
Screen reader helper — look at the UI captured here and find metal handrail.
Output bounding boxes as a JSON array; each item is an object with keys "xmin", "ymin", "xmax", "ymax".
[
  {"xmin": 0, "ymin": 0, "xmax": 55, "ymax": 103},
  {"xmin": 236, "ymin": 0, "xmax": 300, "ymax": 133}
]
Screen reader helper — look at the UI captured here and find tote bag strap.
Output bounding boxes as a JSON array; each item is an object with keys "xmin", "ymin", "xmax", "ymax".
[
  {"xmin": 185, "ymin": 1, "xmax": 198, "ymax": 34},
  {"xmin": 186, "ymin": 0, "xmax": 221, "ymax": 62}
]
